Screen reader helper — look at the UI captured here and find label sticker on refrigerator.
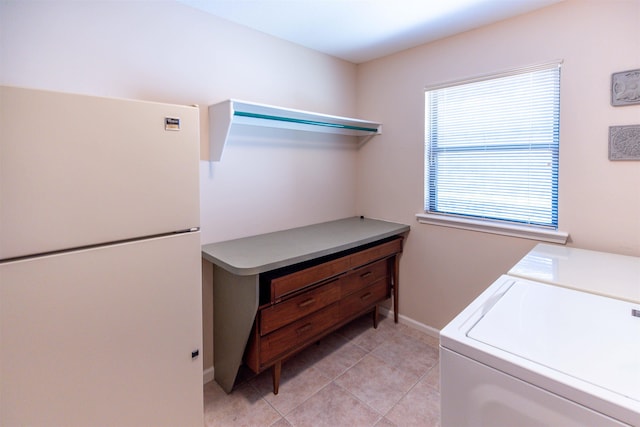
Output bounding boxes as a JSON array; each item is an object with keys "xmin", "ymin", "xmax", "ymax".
[{"xmin": 165, "ymin": 117, "xmax": 180, "ymax": 131}]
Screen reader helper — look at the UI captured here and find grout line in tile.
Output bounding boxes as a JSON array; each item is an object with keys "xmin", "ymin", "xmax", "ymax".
[{"xmin": 330, "ymin": 379, "xmax": 385, "ymax": 425}]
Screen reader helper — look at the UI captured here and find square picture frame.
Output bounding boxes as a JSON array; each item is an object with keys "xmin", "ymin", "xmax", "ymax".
[
  {"xmin": 611, "ymin": 69, "xmax": 640, "ymax": 106},
  {"xmin": 609, "ymin": 124, "xmax": 640, "ymax": 160}
]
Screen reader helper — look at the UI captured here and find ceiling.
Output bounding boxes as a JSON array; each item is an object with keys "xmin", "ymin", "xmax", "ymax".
[{"xmin": 177, "ymin": 0, "xmax": 563, "ymax": 64}]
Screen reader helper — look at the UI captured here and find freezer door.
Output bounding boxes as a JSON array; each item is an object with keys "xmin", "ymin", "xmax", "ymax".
[
  {"xmin": 0, "ymin": 233, "xmax": 203, "ymax": 427},
  {"xmin": 0, "ymin": 86, "xmax": 200, "ymax": 259}
]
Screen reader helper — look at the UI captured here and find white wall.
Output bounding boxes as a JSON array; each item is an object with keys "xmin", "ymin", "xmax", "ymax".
[
  {"xmin": 0, "ymin": 0, "xmax": 361, "ymax": 240},
  {"xmin": 356, "ymin": 0, "xmax": 640, "ymax": 330},
  {"xmin": 3, "ymin": 0, "xmax": 639, "ymax": 372},
  {"xmin": 1, "ymin": 0, "xmax": 360, "ymax": 372}
]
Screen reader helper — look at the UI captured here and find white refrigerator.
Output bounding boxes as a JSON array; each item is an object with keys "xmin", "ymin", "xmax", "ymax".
[{"xmin": 0, "ymin": 86, "xmax": 203, "ymax": 426}]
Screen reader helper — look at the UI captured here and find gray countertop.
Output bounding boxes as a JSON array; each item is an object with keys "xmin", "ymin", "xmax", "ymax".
[{"xmin": 201, "ymin": 217, "xmax": 410, "ymax": 276}]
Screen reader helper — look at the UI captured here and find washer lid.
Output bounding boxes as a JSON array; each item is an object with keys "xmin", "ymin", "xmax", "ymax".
[{"xmin": 468, "ymin": 279, "xmax": 640, "ymax": 403}]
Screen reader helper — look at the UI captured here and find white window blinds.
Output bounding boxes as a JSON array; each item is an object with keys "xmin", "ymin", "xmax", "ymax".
[{"xmin": 425, "ymin": 63, "xmax": 561, "ymax": 229}]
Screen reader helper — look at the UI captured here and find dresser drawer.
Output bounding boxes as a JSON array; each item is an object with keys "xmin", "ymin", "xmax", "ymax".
[
  {"xmin": 260, "ymin": 279, "xmax": 341, "ymax": 335},
  {"xmin": 349, "ymin": 238, "xmax": 402, "ymax": 270},
  {"xmin": 340, "ymin": 259, "xmax": 388, "ymax": 297},
  {"xmin": 270, "ymin": 257, "xmax": 350, "ymax": 302},
  {"xmin": 269, "ymin": 237, "xmax": 403, "ymax": 302},
  {"xmin": 340, "ymin": 278, "xmax": 389, "ymax": 319},
  {"xmin": 260, "ymin": 304, "xmax": 340, "ymax": 364}
]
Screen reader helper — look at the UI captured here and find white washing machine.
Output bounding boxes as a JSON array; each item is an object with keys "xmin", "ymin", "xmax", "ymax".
[{"xmin": 440, "ymin": 252, "xmax": 640, "ymax": 427}]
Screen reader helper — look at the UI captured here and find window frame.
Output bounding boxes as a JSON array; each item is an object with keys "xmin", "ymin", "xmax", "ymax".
[{"xmin": 417, "ymin": 62, "xmax": 568, "ymax": 244}]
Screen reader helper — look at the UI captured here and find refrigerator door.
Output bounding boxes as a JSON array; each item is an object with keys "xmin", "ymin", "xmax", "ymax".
[
  {"xmin": 0, "ymin": 86, "xmax": 200, "ymax": 260},
  {"xmin": 0, "ymin": 233, "xmax": 203, "ymax": 427}
]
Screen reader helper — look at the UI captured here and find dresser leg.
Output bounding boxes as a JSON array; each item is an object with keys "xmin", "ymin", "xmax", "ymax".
[
  {"xmin": 373, "ymin": 305, "xmax": 379, "ymax": 328},
  {"xmin": 393, "ymin": 255, "xmax": 400, "ymax": 323},
  {"xmin": 272, "ymin": 361, "xmax": 281, "ymax": 395}
]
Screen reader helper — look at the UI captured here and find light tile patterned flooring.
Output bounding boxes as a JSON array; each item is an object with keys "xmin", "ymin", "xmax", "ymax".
[{"xmin": 204, "ymin": 314, "xmax": 441, "ymax": 426}]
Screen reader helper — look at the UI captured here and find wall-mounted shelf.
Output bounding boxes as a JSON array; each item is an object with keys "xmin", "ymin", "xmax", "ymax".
[{"xmin": 208, "ymin": 99, "xmax": 382, "ymax": 161}]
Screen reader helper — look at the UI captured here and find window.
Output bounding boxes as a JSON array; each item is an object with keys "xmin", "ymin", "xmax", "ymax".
[{"xmin": 420, "ymin": 62, "xmax": 567, "ymax": 243}]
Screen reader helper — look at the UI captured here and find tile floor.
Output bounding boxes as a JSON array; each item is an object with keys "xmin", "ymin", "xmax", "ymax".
[{"xmin": 203, "ymin": 314, "xmax": 441, "ymax": 426}]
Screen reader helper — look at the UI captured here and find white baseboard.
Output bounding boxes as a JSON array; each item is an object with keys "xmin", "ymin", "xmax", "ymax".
[
  {"xmin": 379, "ymin": 306, "xmax": 440, "ymax": 340},
  {"xmin": 203, "ymin": 366, "xmax": 215, "ymax": 385}
]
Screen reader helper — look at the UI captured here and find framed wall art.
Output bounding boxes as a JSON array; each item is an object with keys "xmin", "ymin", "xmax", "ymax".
[
  {"xmin": 609, "ymin": 124, "xmax": 640, "ymax": 160},
  {"xmin": 611, "ymin": 69, "xmax": 640, "ymax": 106}
]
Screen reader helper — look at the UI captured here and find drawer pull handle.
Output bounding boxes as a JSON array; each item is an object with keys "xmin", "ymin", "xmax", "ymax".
[
  {"xmin": 360, "ymin": 292, "xmax": 373, "ymax": 301},
  {"xmin": 360, "ymin": 271, "xmax": 373, "ymax": 279},
  {"xmin": 298, "ymin": 298, "xmax": 316, "ymax": 308},
  {"xmin": 296, "ymin": 323, "xmax": 313, "ymax": 335}
]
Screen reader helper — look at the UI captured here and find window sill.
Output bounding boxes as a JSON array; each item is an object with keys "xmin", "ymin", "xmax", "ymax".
[{"xmin": 415, "ymin": 213, "xmax": 569, "ymax": 244}]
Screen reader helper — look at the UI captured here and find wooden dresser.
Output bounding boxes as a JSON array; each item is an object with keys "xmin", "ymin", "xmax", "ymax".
[
  {"xmin": 246, "ymin": 237, "xmax": 402, "ymax": 393},
  {"xmin": 201, "ymin": 217, "xmax": 409, "ymax": 394}
]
